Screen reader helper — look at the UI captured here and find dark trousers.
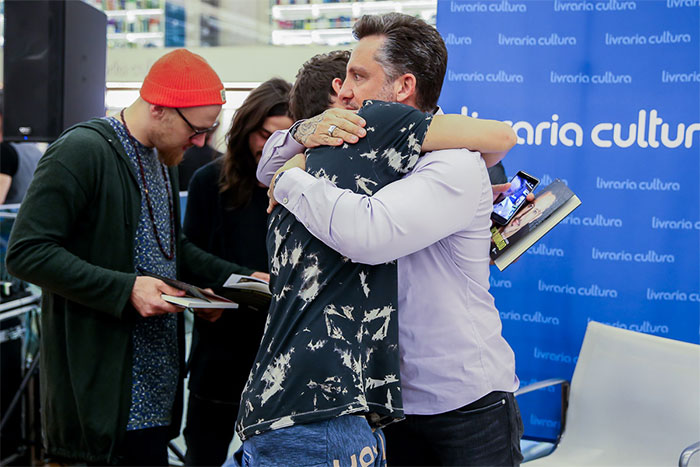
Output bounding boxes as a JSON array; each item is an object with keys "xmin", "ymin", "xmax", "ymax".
[
  {"xmin": 383, "ymin": 391, "xmax": 524, "ymax": 467},
  {"xmin": 48, "ymin": 426, "xmax": 171, "ymax": 466},
  {"xmin": 183, "ymin": 392, "xmax": 238, "ymax": 466},
  {"xmin": 120, "ymin": 425, "xmax": 172, "ymax": 466}
]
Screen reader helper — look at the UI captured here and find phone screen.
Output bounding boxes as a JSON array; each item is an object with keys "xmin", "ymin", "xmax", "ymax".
[{"xmin": 492, "ymin": 172, "xmax": 539, "ymax": 225}]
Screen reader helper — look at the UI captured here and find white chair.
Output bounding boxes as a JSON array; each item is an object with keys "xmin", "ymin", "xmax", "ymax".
[{"xmin": 518, "ymin": 321, "xmax": 700, "ymax": 466}]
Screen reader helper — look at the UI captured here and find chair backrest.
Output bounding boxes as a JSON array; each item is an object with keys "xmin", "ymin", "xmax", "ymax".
[{"xmin": 538, "ymin": 321, "xmax": 700, "ymax": 466}]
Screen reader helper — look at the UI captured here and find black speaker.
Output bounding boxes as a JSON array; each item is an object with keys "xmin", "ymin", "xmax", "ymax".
[
  {"xmin": 3, "ymin": 0, "xmax": 107, "ymax": 143},
  {"xmin": 0, "ymin": 309, "xmax": 27, "ymax": 464}
]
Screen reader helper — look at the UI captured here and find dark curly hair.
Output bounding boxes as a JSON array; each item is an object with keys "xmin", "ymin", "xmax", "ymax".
[{"xmin": 290, "ymin": 50, "xmax": 350, "ymax": 120}]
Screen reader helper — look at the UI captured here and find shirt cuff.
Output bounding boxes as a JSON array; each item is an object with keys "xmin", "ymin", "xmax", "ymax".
[
  {"xmin": 257, "ymin": 130, "xmax": 305, "ymax": 186},
  {"xmin": 280, "ymin": 128, "xmax": 305, "ymax": 153},
  {"xmin": 288, "ymin": 119, "xmax": 305, "ymax": 141},
  {"xmin": 274, "ymin": 167, "xmax": 317, "ymax": 209}
]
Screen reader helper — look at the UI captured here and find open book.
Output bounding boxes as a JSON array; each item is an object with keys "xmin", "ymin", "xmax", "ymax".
[
  {"xmin": 490, "ymin": 179, "xmax": 581, "ymax": 271},
  {"xmin": 138, "ymin": 268, "xmax": 239, "ymax": 309},
  {"xmin": 216, "ymin": 274, "xmax": 272, "ymax": 312}
]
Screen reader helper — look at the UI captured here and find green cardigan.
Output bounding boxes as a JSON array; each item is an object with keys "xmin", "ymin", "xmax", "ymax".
[{"xmin": 6, "ymin": 119, "xmax": 253, "ymax": 464}]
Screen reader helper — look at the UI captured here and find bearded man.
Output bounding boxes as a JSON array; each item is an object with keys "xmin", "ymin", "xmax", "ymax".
[{"xmin": 5, "ymin": 49, "xmax": 256, "ymax": 466}]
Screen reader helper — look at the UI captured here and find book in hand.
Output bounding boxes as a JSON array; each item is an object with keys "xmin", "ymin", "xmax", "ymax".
[
  {"xmin": 137, "ymin": 268, "xmax": 239, "ymax": 309},
  {"xmin": 160, "ymin": 294, "xmax": 239, "ymax": 309},
  {"xmin": 490, "ymin": 179, "xmax": 581, "ymax": 271},
  {"xmin": 216, "ymin": 273, "xmax": 271, "ymax": 311}
]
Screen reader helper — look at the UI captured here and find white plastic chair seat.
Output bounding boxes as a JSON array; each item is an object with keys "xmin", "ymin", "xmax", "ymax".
[{"xmin": 526, "ymin": 321, "xmax": 700, "ymax": 466}]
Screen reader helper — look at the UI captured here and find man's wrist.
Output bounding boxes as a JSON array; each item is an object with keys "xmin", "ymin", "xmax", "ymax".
[{"xmin": 289, "ymin": 120, "xmax": 305, "ymax": 143}]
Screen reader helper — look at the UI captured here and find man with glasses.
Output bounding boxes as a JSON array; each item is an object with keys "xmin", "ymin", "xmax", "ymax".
[
  {"xmin": 175, "ymin": 107, "xmax": 220, "ymax": 138},
  {"xmin": 6, "ymin": 49, "xmax": 258, "ymax": 466}
]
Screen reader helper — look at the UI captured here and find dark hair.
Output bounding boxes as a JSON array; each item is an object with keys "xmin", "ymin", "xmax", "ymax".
[
  {"xmin": 290, "ymin": 50, "xmax": 350, "ymax": 121},
  {"xmin": 220, "ymin": 78, "xmax": 291, "ymax": 209},
  {"xmin": 353, "ymin": 13, "xmax": 447, "ymax": 112}
]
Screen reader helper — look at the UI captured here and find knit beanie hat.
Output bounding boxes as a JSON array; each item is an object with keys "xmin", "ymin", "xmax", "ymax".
[{"xmin": 140, "ymin": 49, "xmax": 226, "ymax": 108}]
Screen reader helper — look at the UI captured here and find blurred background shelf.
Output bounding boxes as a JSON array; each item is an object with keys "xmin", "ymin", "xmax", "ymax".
[{"xmin": 271, "ymin": 0, "xmax": 436, "ymax": 45}]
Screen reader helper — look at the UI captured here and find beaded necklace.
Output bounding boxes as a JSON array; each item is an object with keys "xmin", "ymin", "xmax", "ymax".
[{"xmin": 120, "ymin": 108, "xmax": 175, "ymax": 261}]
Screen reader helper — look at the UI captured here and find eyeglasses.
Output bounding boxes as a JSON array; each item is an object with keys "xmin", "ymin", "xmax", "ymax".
[{"xmin": 174, "ymin": 108, "xmax": 219, "ymax": 138}]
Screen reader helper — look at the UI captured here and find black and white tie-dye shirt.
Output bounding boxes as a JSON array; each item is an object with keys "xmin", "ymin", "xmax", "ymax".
[{"xmin": 236, "ymin": 100, "xmax": 433, "ymax": 440}]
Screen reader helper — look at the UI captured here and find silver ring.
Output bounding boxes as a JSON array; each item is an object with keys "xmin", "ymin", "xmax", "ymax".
[{"xmin": 327, "ymin": 124, "xmax": 337, "ymax": 137}]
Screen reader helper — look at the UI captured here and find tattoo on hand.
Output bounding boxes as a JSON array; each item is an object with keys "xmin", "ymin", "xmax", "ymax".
[{"xmin": 295, "ymin": 114, "xmax": 322, "ymax": 146}]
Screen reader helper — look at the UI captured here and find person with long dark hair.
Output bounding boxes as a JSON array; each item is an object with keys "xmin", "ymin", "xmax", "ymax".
[{"xmin": 181, "ymin": 78, "xmax": 292, "ymax": 466}]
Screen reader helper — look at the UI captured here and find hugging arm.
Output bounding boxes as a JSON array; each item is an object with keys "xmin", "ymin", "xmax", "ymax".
[
  {"xmin": 259, "ymin": 112, "xmax": 517, "ymax": 189},
  {"xmin": 274, "ymin": 150, "xmax": 484, "ymax": 265},
  {"xmin": 257, "ymin": 109, "xmax": 368, "ymax": 187},
  {"xmin": 256, "ymin": 130, "xmax": 304, "ymax": 187},
  {"xmin": 422, "ymin": 115, "xmax": 517, "ymax": 167}
]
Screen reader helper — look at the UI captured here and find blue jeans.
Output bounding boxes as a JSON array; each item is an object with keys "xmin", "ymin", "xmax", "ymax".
[
  {"xmin": 224, "ymin": 415, "xmax": 387, "ymax": 467},
  {"xmin": 383, "ymin": 391, "xmax": 524, "ymax": 466}
]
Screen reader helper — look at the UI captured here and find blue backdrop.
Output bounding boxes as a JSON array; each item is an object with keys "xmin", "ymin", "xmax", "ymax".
[{"xmin": 437, "ymin": 0, "xmax": 700, "ymax": 440}]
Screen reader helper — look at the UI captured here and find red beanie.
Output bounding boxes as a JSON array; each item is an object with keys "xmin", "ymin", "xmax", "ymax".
[{"xmin": 140, "ymin": 49, "xmax": 226, "ymax": 108}]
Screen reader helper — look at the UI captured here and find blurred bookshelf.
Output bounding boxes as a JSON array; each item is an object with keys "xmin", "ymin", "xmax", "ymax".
[
  {"xmin": 89, "ymin": 0, "xmax": 436, "ymax": 48},
  {"xmin": 270, "ymin": 0, "xmax": 436, "ymax": 46},
  {"xmin": 87, "ymin": 0, "xmax": 168, "ymax": 48}
]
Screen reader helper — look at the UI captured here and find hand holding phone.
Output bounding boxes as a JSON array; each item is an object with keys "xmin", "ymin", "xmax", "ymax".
[{"xmin": 491, "ymin": 171, "xmax": 539, "ymax": 225}]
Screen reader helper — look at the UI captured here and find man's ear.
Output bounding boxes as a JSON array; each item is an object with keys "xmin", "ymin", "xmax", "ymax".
[
  {"xmin": 331, "ymin": 77, "xmax": 343, "ymax": 95},
  {"xmin": 149, "ymin": 104, "xmax": 167, "ymax": 121},
  {"xmin": 394, "ymin": 73, "xmax": 417, "ymax": 105}
]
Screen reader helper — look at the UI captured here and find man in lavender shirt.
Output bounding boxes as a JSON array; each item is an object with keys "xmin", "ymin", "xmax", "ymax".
[{"xmin": 260, "ymin": 14, "xmax": 523, "ymax": 467}]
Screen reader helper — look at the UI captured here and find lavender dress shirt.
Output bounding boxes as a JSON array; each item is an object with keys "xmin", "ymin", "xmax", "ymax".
[{"xmin": 257, "ymin": 128, "xmax": 519, "ymax": 415}]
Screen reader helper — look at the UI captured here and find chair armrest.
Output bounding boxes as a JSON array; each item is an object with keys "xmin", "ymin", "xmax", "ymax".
[
  {"xmin": 515, "ymin": 378, "xmax": 571, "ymax": 443},
  {"xmin": 679, "ymin": 441, "xmax": 700, "ymax": 467},
  {"xmin": 515, "ymin": 378, "xmax": 568, "ymax": 396}
]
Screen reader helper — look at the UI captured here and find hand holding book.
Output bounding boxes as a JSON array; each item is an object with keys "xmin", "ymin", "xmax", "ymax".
[
  {"xmin": 216, "ymin": 273, "xmax": 272, "ymax": 312},
  {"xmin": 130, "ymin": 275, "xmax": 187, "ymax": 318},
  {"xmin": 489, "ymin": 183, "xmax": 536, "ymax": 266},
  {"xmin": 490, "ymin": 179, "xmax": 581, "ymax": 271},
  {"xmin": 136, "ymin": 269, "xmax": 272, "ymax": 314},
  {"xmin": 136, "ymin": 268, "xmax": 239, "ymax": 315}
]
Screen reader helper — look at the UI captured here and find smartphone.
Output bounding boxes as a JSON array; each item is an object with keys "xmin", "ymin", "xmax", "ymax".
[{"xmin": 491, "ymin": 171, "xmax": 539, "ymax": 225}]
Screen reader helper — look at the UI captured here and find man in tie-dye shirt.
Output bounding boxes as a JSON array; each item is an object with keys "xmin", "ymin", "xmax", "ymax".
[{"xmin": 236, "ymin": 98, "xmax": 432, "ymax": 464}]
